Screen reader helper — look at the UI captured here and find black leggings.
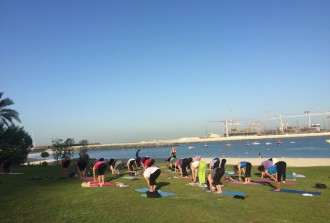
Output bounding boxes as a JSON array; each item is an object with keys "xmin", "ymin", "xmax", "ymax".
[
  {"xmin": 149, "ymin": 169, "xmax": 161, "ymax": 185},
  {"xmin": 275, "ymin": 161, "xmax": 286, "ymax": 182},
  {"xmin": 213, "ymin": 168, "xmax": 225, "ymax": 185},
  {"xmin": 181, "ymin": 159, "xmax": 191, "ymax": 177},
  {"xmin": 245, "ymin": 162, "xmax": 252, "ymax": 177}
]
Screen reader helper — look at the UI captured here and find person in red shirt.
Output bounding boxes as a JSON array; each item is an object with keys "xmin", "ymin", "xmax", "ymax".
[{"xmin": 93, "ymin": 158, "xmax": 108, "ymax": 186}]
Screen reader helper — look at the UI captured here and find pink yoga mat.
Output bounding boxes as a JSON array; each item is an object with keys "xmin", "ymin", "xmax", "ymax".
[{"xmin": 256, "ymin": 179, "xmax": 297, "ymax": 185}]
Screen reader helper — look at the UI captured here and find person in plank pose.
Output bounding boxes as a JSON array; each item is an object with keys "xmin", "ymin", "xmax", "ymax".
[
  {"xmin": 258, "ymin": 161, "xmax": 287, "ymax": 191},
  {"xmin": 233, "ymin": 161, "xmax": 252, "ymax": 184},
  {"xmin": 143, "ymin": 159, "xmax": 161, "ymax": 192}
]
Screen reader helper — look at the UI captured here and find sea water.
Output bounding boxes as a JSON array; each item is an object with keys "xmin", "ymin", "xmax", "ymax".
[{"xmin": 29, "ymin": 136, "xmax": 330, "ymax": 160}]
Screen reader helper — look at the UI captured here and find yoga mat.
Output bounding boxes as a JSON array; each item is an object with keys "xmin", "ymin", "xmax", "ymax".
[
  {"xmin": 231, "ymin": 180, "xmax": 260, "ymax": 185},
  {"xmin": 256, "ymin": 179, "xmax": 296, "ymax": 185},
  {"xmin": 225, "ymin": 171, "xmax": 236, "ymax": 176},
  {"xmin": 90, "ymin": 182, "xmax": 113, "ymax": 187},
  {"xmin": 135, "ymin": 188, "xmax": 177, "ymax": 197},
  {"xmin": 293, "ymin": 174, "xmax": 305, "ymax": 178},
  {"xmin": 122, "ymin": 176, "xmax": 141, "ymax": 180},
  {"xmin": 287, "ymin": 173, "xmax": 305, "ymax": 178},
  {"xmin": 77, "ymin": 176, "xmax": 94, "ymax": 181},
  {"xmin": 271, "ymin": 188, "xmax": 321, "ymax": 195},
  {"xmin": 173, "ymin": 176, "xmax": 192, "ymax": 179},
  {"xmin": 211, "ymin": 191, "xmax": 246, "ymax": 196}
]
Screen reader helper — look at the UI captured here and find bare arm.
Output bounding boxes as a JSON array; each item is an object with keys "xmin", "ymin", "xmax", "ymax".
[
  {"xmin": 110, "ymin": 166, "xmax": 114, "ymax": 175},
  {"xmin": 264, "ymin": 170, "xmax": 277, "ymax": 181},
  {"xmin": 93, "ymin": 167, "xmax": 96, "ymax": 181}
]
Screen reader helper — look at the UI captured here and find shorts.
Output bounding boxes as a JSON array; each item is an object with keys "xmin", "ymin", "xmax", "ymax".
[
  {"xmin": 77, "ymin": 160, "xmax": 87, "ymax": 171},
  {"xmin": 97, "ymin": 163, "xmax": 108, "ymax": 175}
]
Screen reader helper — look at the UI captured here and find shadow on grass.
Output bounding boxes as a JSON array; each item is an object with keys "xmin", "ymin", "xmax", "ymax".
[
  {"xmin": 254, "ymin": 173, "xmax": 262, "ymax": 177},
  {"xmin": 259, "ymin": 182, "xmax": 276, "ymax": 189},
  {"xmin": 157, "ymin": 181, "xmax": 170, "ymax": 190}
]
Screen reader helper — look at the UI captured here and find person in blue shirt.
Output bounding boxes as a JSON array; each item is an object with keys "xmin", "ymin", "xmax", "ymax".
[
  {"xmin": 233, "ymin": 161, "xmax": 252, "ymax": 184},
  {"xmin": 258, "ymin": 161, "xmax": 287, "ymax": 191}
]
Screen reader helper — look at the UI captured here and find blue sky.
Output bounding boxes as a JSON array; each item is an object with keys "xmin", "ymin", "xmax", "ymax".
[{"xmin": 1, "ymin": 0, "xmax": 330, "ymax": 145}]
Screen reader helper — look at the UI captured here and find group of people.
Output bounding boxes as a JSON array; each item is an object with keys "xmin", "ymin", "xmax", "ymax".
[
  {"xmin": 164, "ymin": 147, "xmax": 287, "ymax": 192},
  {"xmin": 60, "ymin": 152, "xmax": 161, "ymax": 190},
  {"xmin": 60, "ymin": 156, "xmax": 123, "ymax": 186},
  {"xmin": 60, "ymin": 147, "xmax": 287, "ymax": 192},
  {"xmin": 232, "ymin": 158, "xmax": 287, "ymax": 191}
]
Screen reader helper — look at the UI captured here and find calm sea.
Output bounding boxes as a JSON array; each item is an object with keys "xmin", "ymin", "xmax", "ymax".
[{"xmin": 29, "ymin": 135, "xmax": 330, "ymax": 160}]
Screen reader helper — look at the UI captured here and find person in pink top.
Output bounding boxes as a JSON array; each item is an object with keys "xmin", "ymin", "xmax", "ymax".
[{"xmin": 93, "ymin": 158, "xmax": 108, "ymax": 186}]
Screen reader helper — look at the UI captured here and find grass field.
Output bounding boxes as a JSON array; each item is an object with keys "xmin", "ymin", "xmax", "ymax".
[{"xmin": 0, "ymin": 162, "xmax": 329, "ymax": 223}]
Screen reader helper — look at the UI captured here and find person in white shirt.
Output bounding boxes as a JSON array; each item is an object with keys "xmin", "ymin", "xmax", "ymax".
[
  {"xmin": 126, "ymin": 158, "xmax": 138, "ymax": 175},
  {"xmin": 191, "ymin": 156, "xmax": 201, "ymax": 183},
  {"xmin": 143, "ymin": 159, "xmax": 161, "ymax": 192}
]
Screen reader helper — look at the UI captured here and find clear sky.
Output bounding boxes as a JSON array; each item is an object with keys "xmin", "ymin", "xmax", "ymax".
[{"xmin": 1, "ymin": 0, "xmax": 330, "ymax": 146}]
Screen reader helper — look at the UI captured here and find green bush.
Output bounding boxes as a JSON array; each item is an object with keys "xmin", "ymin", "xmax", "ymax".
[{"xmin": 41, "ymin": 152, "xmax": 49, "ymax": 159}]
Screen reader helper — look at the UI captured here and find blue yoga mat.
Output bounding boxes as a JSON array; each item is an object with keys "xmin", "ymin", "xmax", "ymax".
[
  {"xmin": 205, "ymin": 190, "xmax": 246, "ymax": 196},
  {"xmin": 135, "ymin": 188, "xmax": 177, "ymax": 197},
  {"xmin": 271, "ymin": 188, "xmax": 321, "ymax": 195}
]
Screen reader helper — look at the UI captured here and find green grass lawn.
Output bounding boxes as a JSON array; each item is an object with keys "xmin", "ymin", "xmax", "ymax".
[{"xmin": 0, "ymin": 163, "xmax": 329, "ymax": 223}]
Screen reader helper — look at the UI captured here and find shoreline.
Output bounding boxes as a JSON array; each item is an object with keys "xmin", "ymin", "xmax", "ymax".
[
  {"xmin": 34, "ymin": 132, "xmax": 330, "ymax": 150},
  {"xmin": 26, "ymin": 157, "xmax": 330, "ymax": 167}
]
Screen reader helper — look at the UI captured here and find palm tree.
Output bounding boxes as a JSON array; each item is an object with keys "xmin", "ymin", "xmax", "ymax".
[{"xmin": 0, "ymin": 92, "xmax": 21, "ymax": 127}]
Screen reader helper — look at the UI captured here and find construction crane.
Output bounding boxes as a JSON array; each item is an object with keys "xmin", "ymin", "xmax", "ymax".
[
  {"xmin": 208, "ymin": 120, "xmax": 240, "ymax": 137},
  {"xmin": 247, "ymin": 110, "xmax": 271, "ymax": 133},
  {"xmin": 272, "ymin": 111, "xmax": 330, "ymax": 134}
]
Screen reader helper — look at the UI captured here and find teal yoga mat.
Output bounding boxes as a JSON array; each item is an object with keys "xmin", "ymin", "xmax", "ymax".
[
  {"xmin": 271, "ymin": 188, "xmax": 321, "ymax": 195},
  {"xmin": 205, "ymin": 190, "xmax": 246, "ymax": 196},
  {"xmin": 135, "ymin": 188, "xmax": 177, "ymax": 197}
]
